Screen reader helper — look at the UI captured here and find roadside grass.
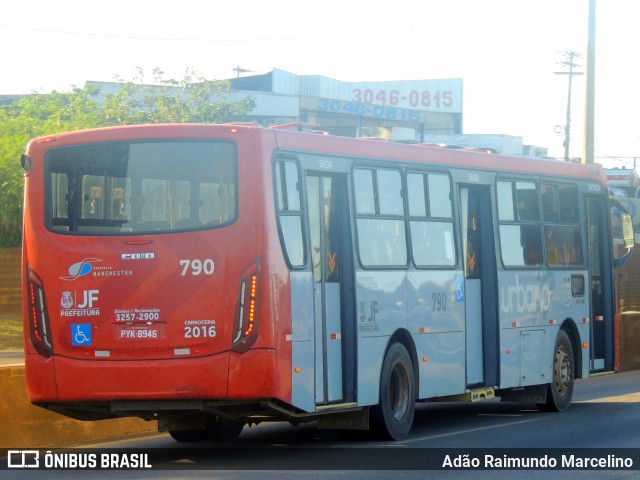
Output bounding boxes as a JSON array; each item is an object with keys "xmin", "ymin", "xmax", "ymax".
[{"xmin": 0, "ymin": 316, "xmax": 23, "ymax": 352}]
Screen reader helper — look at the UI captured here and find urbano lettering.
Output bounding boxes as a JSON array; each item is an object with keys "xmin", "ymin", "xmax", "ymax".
[{"xmin": 500, "ymin": 276, "xmax": 551, "ymax": 314}]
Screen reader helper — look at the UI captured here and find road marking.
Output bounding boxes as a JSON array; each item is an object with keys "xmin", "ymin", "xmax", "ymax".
[
  {"xmin": 401, "ymin": 417, "xmax": 540, "ymax": 444},
  {"xmin": 577, "ymin": 392, "xmax": 640, "ymax": 403}
]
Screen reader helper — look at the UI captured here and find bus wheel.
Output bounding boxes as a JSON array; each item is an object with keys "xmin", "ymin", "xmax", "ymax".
[
  {"xmin": 371, "ymin": 343, "xmax": 416, "ymax": 440},
  {"xmin": 169, "ymin": 417, "xmax": 244, "ymax": 442},
  {"xmin": 538, "ymin": 330, "xmax": 574, "ymax": 412},
  {"xmin": 169, "ymin": 430, "xmax": 209, "ymax": 442},
  {"xmin": 205, "ymin": 418, "xmax": 244, "ymax": 441}
]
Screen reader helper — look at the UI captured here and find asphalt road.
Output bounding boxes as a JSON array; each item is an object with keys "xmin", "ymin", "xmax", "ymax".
[{"xmin": 3, "ymin": 371, "xmax": 640, "ymax": 479}]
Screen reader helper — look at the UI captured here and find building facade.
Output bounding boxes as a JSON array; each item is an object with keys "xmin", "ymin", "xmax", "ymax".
[{"xmin": 230, "ymin": 69, "xmax": 463, "ymax": 140}]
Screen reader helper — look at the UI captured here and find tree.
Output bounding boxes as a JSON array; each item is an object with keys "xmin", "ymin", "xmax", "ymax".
[
  {"xmin": 0, "ymin": 69, "xmax": 255, "ymax": 246},
  {"xmin": 102, "ymin": 68, "xmax": 255, "ymax": 125}
]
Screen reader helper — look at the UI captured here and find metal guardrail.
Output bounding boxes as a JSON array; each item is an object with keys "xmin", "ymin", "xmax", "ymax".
[
  {"xmin": 0, "ymin": 247, "xmax": 23, "ymax": 365},
  {"xmin": 0, "ymin": 317, "xmax": 24, "ymax": 366},
  {"xmin": 0, "ymin": 351, "xmax": 24, "ymax": 366}
]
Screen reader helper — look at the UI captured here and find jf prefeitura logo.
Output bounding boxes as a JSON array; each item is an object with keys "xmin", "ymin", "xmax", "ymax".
[
  {"xmin": 6, "ymin": 450, "xmax": 152, "ymax": 470},
  {"xmin": 60, "ymin": 290, "xmax": 100, "ymax": 317}
]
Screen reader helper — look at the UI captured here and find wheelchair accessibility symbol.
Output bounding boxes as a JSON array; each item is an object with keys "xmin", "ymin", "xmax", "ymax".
[
  {"xmin": 72, "ymin": 324, "xmax": 92, "ymax": 346},
  {"xmin": 455, "ymin": 274, "xmax": 465, "ymax": 302}
]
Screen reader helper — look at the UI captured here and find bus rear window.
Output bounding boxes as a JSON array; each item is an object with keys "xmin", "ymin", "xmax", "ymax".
[{"xmin": 46, "ymin": 141, "xmax": 237, "ymax": 234}]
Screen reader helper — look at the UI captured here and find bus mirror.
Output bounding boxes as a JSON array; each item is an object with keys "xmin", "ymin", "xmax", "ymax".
[
  {"xmin": 613, "ymin": 212, "xmax": 634, "ymax": 268},
  {"xmin": 622, "ymin": 213, "xmax": 634, "ymax": 249},
  {"xmin": 21, "ymin": 154, "xmax": 32, "ymax": 172}
]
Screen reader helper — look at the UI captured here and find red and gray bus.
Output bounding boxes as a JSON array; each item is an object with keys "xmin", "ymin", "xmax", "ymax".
[{"xmin": 21, "ymin": 123, "xmax": 632, "ymax": 441}]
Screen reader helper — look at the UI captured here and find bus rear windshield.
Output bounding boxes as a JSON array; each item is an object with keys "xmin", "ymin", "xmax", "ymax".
[{"xmin": 45, "ymin": 140, "xmax": 238, "ymax": 235}]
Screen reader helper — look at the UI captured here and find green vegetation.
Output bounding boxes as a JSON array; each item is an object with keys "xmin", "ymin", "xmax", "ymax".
[
  {"xmin": 0, "ymin": 318, "xmax": 23, "ymax": 352},
  {"xmin": 0, "ymin": 68, "xmax": 255, "ymax": 247}
]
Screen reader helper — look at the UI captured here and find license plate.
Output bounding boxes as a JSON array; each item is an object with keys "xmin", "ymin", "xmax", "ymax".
[{"xmin": 114, "ymin": 324, "xmax": 165, "ymax": 340}]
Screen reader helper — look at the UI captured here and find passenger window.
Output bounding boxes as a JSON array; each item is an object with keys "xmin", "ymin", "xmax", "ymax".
[
  {"xmin": 428, "ymin": 174, "xmax": 452, "ymax": 218},
  {"xmin": 410, "ymin": 221, "xmax": 455, "ymax": 266},
  {"xmin": 499, "ymin": 224, "xmax": 542, "ymax": 266},
  {"xmin": 407, "ymin": 173, "xmax": 427, "ymax": 217},
  {"xmin": 46, "ymin": 140, "xmax": 237, "ymax": 234},
  {"xmin": 497, "ymin": 181, "xmax": 515, "ymax": 221},
  {"xmin": 377, "ymin": 169, "xmax": 404, "ymax": 215},
  {"xmin": 541, "ymin": 184, "xmax": 559, "ymax": 222},
  {"xmin": 407, "ymin": 172, "xmax": 455, "ymax": 266},
  {"xmin": 558, "ymin": 185, "xmax": 579, "ymax": 222},
  {"xmin": 354, "ymin": 169, "xmax": 375, "ymax": 214},
  {"xmin": 50, "ymin": 172, "xmax": 69, "ymax": 221},
  {"xmin": 542, "ymin": 184, "xmax": 583, "ymax": 266},
  {"xmin": 276, "ymin": 161, "xmax": 301, "ymax": 212},
  {"xmin": 357, "ymin": 218, "xmax": 407, "ymax": 266},
  {"xmin": 515, "ymin": 182, "xmax": 539, "ymax": 221},
  {"xmin": 497, "ymin": 180, "xmax": 542, "ymax": 267},
  {"xmin": 354, "ymin": 167, "xmax": 407, "ymax": 267},
  {"xmin": 275, "ymin": 160, "xmax": 305, "ymax": 267}
]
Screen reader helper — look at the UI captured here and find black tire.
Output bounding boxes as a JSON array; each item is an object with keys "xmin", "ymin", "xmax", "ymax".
[
  {"xmin": 538, "ymin": 330, "xmax": 574, "ymax": 412},
  {"xmin": 371, "ymin": 343, "xmax": 416, "ymax": 441},
  {"xmin": 168, "ymin": 429, "xmax": 210, "ymax": 442},
  {"xmin": 169, "ymin": 417, "xmax": 244, "ymax": 442}
]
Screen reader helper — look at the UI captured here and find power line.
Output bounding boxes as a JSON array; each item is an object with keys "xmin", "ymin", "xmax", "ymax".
[
  {"xmin": 595, "ymin": 154, "xmax": 640, "ymax": 169},
  {"xmin": 0, "ymin": 23, "xmax": 411, "ymax": 43}
]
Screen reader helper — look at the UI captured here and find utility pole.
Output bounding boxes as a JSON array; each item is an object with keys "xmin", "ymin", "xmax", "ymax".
[
  {"xmin": 583, "ymin": 0, "xmax": 597, "ymax": 164},
  {"xmin": 232, "ymin": 66, "xmax": 254, "ymax": 78},
  {"xmin": 555, "ymin": 51, "xmax": 584, "ymax": 162}
]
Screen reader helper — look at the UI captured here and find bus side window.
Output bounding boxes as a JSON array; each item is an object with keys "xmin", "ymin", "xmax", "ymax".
[
  {"xmin": 407, "ymin": 172, "xmax": 455, "ymax": 267},
  {"xmin": 542, "ymin": 184, "xmax": 583, "ymax": 267},
  {"xmin": 275, "ymin": 160, "xmax": 305, "ymax": 267},
  {"xmin": 50, "ymin": 171, "xmax": 70, "ymax": 230},
  {"xmin": 354, "ymin": 167, "xmax": 407, "ymax": 267},
  {"xmin": 497, "ymin": 180, "xmax": 542, "ymax": 267}
]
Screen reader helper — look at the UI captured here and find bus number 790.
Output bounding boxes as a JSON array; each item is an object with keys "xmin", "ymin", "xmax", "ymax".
[{"xmin": 180, "ymin": 259, "xmax": 215, "ymax": 276}]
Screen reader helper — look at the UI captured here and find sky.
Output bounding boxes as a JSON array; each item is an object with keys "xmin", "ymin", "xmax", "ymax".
[{"xmin": 1, "ymin": 0, "xmax": 639, "ymax": 166}]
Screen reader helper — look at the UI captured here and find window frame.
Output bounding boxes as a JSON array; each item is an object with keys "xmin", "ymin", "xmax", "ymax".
[
  {"xmin": 406, "ymin": 170, "xmax": 457, "ymax": 268},
  {"xmin": 273, "ymin": 157, "xmax": 307, "ymax": 269},
  {"xmin": 496, "ymin": 178, "xmax": 543, "ymax": 268},
  {"xmin": 541, "ymin": 182, "xmax": 584, "ymax": 268},
  {"xmin": 353, "ymin": 165, "xmax": 408, "ymax": 269},
  {"xmin": 44, "ymin": 139, "xmax": 239, "ymax": 235}
]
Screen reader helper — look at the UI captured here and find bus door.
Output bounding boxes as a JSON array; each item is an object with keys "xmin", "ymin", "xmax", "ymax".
[
  {"xmin": 586, "ymin": 195, "xmax": 615, "ymax": 372},
  {"xmin": 305, "ymin": 174, "xmax": 354, "ymax": 404},
  {"xmin": 459, "ymin": 185, "xmax": 499, "ymax": 387}
]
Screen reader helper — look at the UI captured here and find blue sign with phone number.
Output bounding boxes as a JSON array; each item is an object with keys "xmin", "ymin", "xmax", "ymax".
[{"xmin": 316, "ymin": 98, "xmax": 424, "ymax": 123}]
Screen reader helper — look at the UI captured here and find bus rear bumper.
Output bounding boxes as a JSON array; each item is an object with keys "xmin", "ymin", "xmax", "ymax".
[{"xmin": 25, "ymin": 349, "xmax": 278, "ymax": 403}]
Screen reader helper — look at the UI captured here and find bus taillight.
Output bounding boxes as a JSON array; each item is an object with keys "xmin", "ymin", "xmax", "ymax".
[
  {"xmin": 27, "ymin": 268, "xmax": 53, "ymax": 358},
  {"xmin": 232, "ymin": 259, "xmax": 261, "ymax": 354}
]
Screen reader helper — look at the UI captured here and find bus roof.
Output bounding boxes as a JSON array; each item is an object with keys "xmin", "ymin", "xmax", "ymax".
[
  {"xmin": 269, "ymin": 126, "xmax": 607, "ymax": 184},
  {"xmin": 27, "ymin": 123, "xmax": 607, "ymax": 185}
]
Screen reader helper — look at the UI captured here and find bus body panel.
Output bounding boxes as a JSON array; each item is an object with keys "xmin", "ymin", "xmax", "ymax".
[
  {"xmin": 50, "ymin": 353, "xmax": 230, "ymax": 401},
  {"xmin": 21, "ymin": 123, "xmax": 620, "ymax": 433},
  {"xmin": 355, "ymin": 271, "xmax": 406, "ymax": 406},
  {"xmin": 414, "ymin": 331, "xmax": 465, "ymax": 398},
  {"xmin": 357, "ymin": 336, "xmax": 388, "ymax": 406},
  {"xmin": 22, "ymin": 125, "xmax": 294, "ymax": 406},
  {"xmin": 355, "ymin": 271, "xmax": 407, "ymax": 339},
  {"xmin": 408, "ymin": 270, "xmax": 466, "ymax": 398},
  {"xmin": 498, "ymin": 269, "xmax": 590, "ymax": 388},
  {"xmin": 290, "ymin": 271, "xmax": 315, "ymax": 412},
  {"xmin": 26, "ymin": 349, "xmax": 278, "ymax": 403},
  {"xmin": 29, "ymin": 230, "xmax": 245, "ymax": 360}
]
